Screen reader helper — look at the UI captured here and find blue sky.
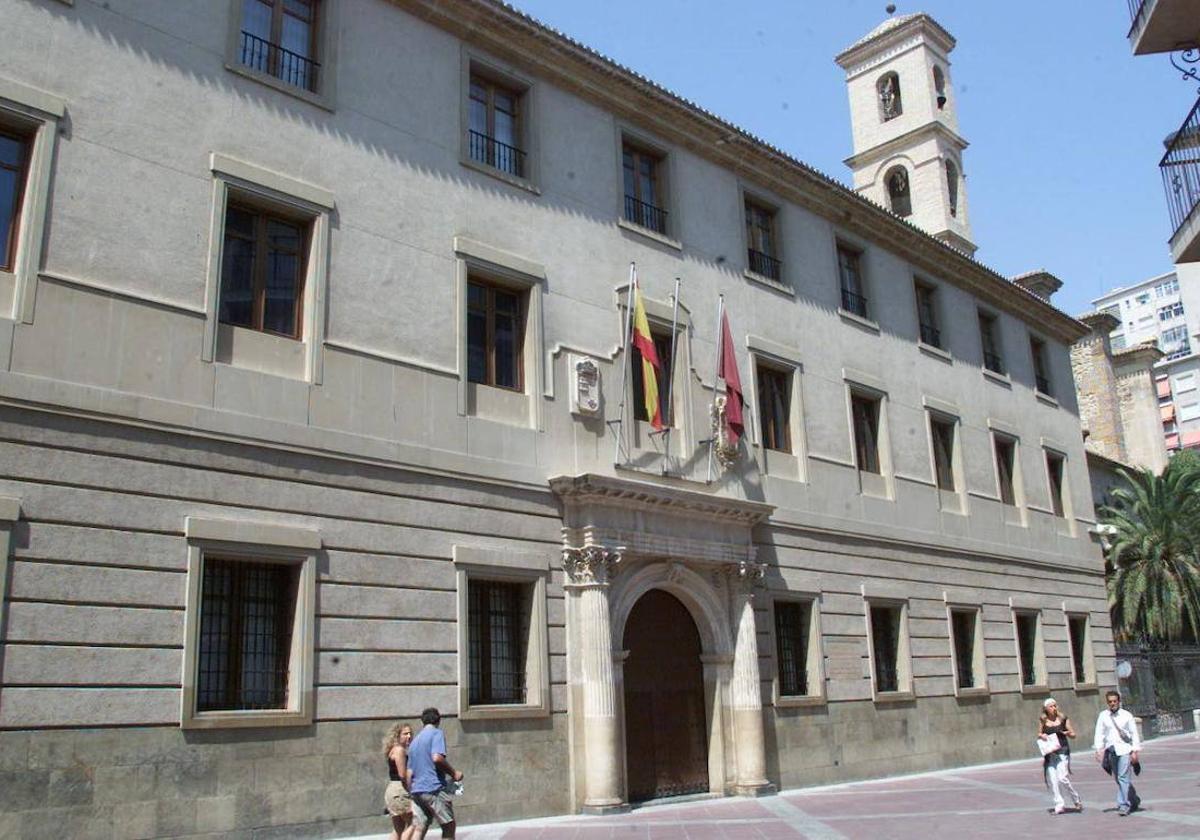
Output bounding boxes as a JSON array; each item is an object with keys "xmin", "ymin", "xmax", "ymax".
[{"xmin": 508, "ymin": 0, "xmax": 1191, "ymax": 316}]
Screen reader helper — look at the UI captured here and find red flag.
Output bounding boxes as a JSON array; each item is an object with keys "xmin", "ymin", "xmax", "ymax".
[
  {"xmin": 718, "ymin": 310, "xmax": 744, "ymax": 445},
  {"xmin": 631, "ymin": 280, "xmax": 665, "ymax": 430}
]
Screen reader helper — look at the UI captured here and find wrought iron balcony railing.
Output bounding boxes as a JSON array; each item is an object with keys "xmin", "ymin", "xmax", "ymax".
[
  {"xmin": 1036, "ymin": 375, "xmax": 1052, "ymax": 396},
  {"xmin": 747, "ymin": 248, "xmax": 782, "ymax": 281},
  {"xmin": 467, "ymin": 130, "xmax": 526, "ymax": 179},
  {"xmin": 624, "ymin": 195, "xmax": 668, "ymax": 235},
  {"xmin": 983, "ymin": 351, "xmax": 1006, "ymax": 375},
  {"xmin": 1161, "ymin": 96, "xmax": 1200, "ymax": 241},
  {"xmin": 240, "ymin": 31, "xmax": 320, "ymax": 93},
  {"xmin": 840, "ymin": 288, "xmax": 868, "ymax": 318},
  {"xmin": 919, "ymin": 322, "xmax": 941, "ymax": 348}
]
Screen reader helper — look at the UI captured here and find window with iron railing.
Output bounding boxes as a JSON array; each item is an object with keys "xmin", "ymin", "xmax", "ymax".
[
  {"xmin": 774, "ymin": 600, "xmax": 812, "ymax": 697},
  {"xmin": 1030, "ymin": 336, "xmax": 1052, "ymax": 397},
  {"xmin": 238, "ymin": 0, "xmax": 320, "ymax": 93},
  {"xmin": 915, "ymin": 281, "xmax": 941, "ymax": 348},
  {"xmin": 219, "ymin": 203, "xmax": 308, "ymax": 339},
  {"xmin": 622, "ymin": 143, "xmax": 667, "ymax": 234},
  {"xmin": 197, "ymin": 558, "xmax": 298, "ymax": 712},
  {"xmin": 468, "ymin": 579, "xmax": 530, "ymax": 705},
  {"xmin": 837, "ymin": 245, "xmax": 868, "ymax": 318},
  {"xmin": 468, "ymin": 75, "xmax": 526, "ymax": 179},
  {"xmin": 978, "ymin": 311, "xmax": 1005, "ymax": 375},
  {"xmin": 869, "ymin": 604, "xmax": 902, "ymax": 693},
  {"xmin": 745, "ymin": 200, "xmax": 781, "ymax": 281}
]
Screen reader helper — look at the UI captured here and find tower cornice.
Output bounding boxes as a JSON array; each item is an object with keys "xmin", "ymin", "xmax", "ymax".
[
  {"xmin": 835, "ymin": 13, "xmax": 956, "ymax": 71},
  {"xmin": 844, "ymin": 122, "xmax": 969, "ymax": 170}
]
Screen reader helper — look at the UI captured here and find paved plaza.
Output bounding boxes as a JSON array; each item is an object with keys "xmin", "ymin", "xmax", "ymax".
[{"xmin": 349, "ymin": 733, "xmax": 1200, "ymax": 840}]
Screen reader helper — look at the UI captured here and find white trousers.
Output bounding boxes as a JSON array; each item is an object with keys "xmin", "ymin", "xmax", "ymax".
[{"xmin": 1046, "ymin": 752, "xmax": 1080, "ymax": 810}]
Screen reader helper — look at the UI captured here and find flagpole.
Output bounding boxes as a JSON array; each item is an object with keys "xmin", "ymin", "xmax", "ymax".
[
  {"xmin": 611, "ymin": 262, "xmax": 636, "ymax": 467},
  {"xmin": 659, "ymin": 276, "xmax": 682, "ymax": 472},
  {"xmin": 706, "ymin": 293, "xmax": 725, "ymax": 485}
]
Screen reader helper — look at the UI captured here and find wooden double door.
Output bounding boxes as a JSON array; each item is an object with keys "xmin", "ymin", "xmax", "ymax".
[{"xmin": 622, "ymin": 589, "xmax": 709, "ymax": 801}]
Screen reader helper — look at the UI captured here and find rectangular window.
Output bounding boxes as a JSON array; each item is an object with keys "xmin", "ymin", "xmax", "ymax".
[
  {"xmin": 1046, "ymin": 451, "xmax": 1066, "ymax": 517},
  {"xmin": 1068, "ymin": 614, "xmax": 1093, "ymax": 686},
  {"xmin": 949, "ymin": 608, "xmax": 979, "ymax": 691},
  {"xmin": 1015, "ymin": 611, "xmax": 1043, "ymax": 688},
  {"xmin": 757, "ymin": 365, "xmax": 791, "ymax": 453},
  {"xmin": 1159, "ymin": 301, "xmax": 1185, "ymax": 321},
  {"xmin": 837, "ymin": 244, "xmax": 868, "ymax": 317},
  {"xmin": 0, "ymin": 128, "xmax": 30, "ymax": 273},
  {"xmin": 979, "ymin": 311, "xmax": 1005, "ymax": 374},
  {"xmin": 467, "ymin": 279, "xmax": 525, "ymax": 391},
  {"xmin": 219, "ymin": 203, "xmax": 307, "ymax": 339},
  {"xmin": 468, "ymin": 74, "xmax": 525, "ymax": 178},
  {"xmin": 468, "ymin": 578, "xmax": 530, "ymax": 705},
  {"xmin": 994, "ymin": 434, "xmax": 1017, "ymax": 506},
  {"xmin": 1030, "ymin": 336, "xmax": 1052, "ymax": 396},
  {"xmin": 1176, "ymin": 371, "xmax": 1197, "ymax": 393},
  {"xmin": 774, "ymin": 600, "xmax": 812, "ymax": 697},
  {"xmin": 745, "ymin": 200, "xmax": 781, "ymax": 281},
  {"xmin": 930, "ymin": 415, "xmax": 956, "ymax": 491},
  {"xmin": 851, "ymin": 393, "xmax": 881, "ymax": 474},
  {"xmin": 622, "ymin": 142, "xmax": 666, "ymax": 234},
  {"xmin": 631, "ymin": 330, "xmax": 673, "ymax": 425},
  {"xmin": 238, "ymin": 0, "xmax": 320, "ymax": 92},
  {"xmin": 197, "ymin": 557, "xmax": 298, "ymax": 712},
  {"xmin": 1180, "ymin": 402, "xmax": 1200, "ymax": 422},
  {"xmin": 915, "ymin": 281, "xmax": 941, "ymax": 348},
  {"xmin": 869, "ymin": 603, "xmax": 903, "ymax": 694}
]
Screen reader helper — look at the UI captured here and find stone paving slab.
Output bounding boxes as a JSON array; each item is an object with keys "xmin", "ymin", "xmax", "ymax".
[{"xmin": 340, "ymin": 734, "xmax": 1200, "ymax": 840}]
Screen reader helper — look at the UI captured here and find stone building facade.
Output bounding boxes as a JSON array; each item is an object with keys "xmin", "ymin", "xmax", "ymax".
[{"xmin": 0, "ymin": 2, "xmax": 1109, "ymax": 837}]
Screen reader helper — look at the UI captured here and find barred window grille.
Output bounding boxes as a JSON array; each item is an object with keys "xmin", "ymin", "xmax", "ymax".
[
  {"xmin": 774, "ymin": 601, "xmax": 811, "ymax": 696},
  {"xmin": 468, "ymin": 579, "xmax": 528, "ymax": 705},
  {"xmin": 1016, "ymin": 613, "xmax": 1039, "ymax": 686},
  {"xmin": 951, "ymin": 609, "xmax": 976, "ymax": 690},
  {"xmin": 870, "ymin": 605, "xmax": 901, "ymax": 693},
  {"xmin": 197, "ymin": 558, "xmax": 296, "ymax": 711}
]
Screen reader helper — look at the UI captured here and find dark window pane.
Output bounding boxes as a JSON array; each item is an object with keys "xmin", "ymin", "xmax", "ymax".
[
  {"xmin": 0, "ymin": 135, "xmax": 23, "ymax": 167},
  {"xmin": 775, "ymin": 601, "xmax": 810, "ymax": 696},
  {"xmin": 468, "ymin": 579, "xmax": 527, "ymax": 705},
  {"xmin": 951, "ymin": 610, "xmax": 975, "ymax": 689},
  {"xmin": 1068, "ymin": 617, "xmax": 1087, "ymax": 683},
  {"xmin": 852, "ymin": 395, "xmax": 880, "ymax": 474},
  {"xmin": 242, "ymin": 0, "xmax": 273, "ymax": 40},
  {"xmin": 870, "ymin": 605, "xmax": 900, "ymax": 693},
  {"xmin": 219, "ymin": 229, "xmax": 256, "ymax": 328},
  {"xmin": 1047, "ymin": 454, "xmax": 1065, "ymax": 517},
  {"xmin": 1016, "ymin": 614, "xmax": 1038, "ymax": 686},
  {"xmin": 758, "ymin": 366, "xmax": 791, "ymax": 453},
  {"xmin": 197, "ymin": 558, "xmax": 294, "ymax": 712},
  {"xmin": 0, "ymin": 168, "xmax": 18, "ymax": 270},
  {"xmin": 995, "ymin": 437, "xmax": 1016, "ymax": 505},
  {"xmin": 467, "ymin": 308, "xmax": 487, "ymax": 384},
  {"xmin": 494, "ymin": 309, "xmax": 518, "ymax": 388},
  {"xmin": 469, "ymin": 95, "xmax": 488, "ymax": 137},
  {"xmin": 932, "ymin": 419, "xmax": 955, "ymax": 491}
]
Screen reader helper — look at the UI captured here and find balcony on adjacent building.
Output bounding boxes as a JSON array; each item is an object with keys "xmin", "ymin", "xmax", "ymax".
[
  {"xmin": 1161, "ymin": 98, "xmax": 1200, "ymax": 263},
  {"xmin": 1126, "ymin": 0, "xmax": 1200, "ymax": 56}
]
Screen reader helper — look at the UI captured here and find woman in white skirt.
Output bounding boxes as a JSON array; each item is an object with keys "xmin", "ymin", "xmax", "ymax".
[{"xmin": 1038, "ymin": 698, "xmax": 1083, "ymax": 814}]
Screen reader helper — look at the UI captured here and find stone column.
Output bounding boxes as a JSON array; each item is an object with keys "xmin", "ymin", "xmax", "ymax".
[
  {"xmin": 563, "ymin": 545, "xmax": 628, "ymax": 814},
  {"xmin": 727, "ymin": 561, "xmax": 774, "ymax": 796}
]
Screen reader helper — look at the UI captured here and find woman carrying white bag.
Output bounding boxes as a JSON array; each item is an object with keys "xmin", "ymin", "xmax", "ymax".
[{"xmin": 1037, "ymin": 697, "xmax": 1083, "ymax": 814}]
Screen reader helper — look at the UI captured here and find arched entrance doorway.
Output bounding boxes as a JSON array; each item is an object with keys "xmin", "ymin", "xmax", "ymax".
[{"xmin": 622, "ymin": 589, "xmax": 709, "ymax": 801}]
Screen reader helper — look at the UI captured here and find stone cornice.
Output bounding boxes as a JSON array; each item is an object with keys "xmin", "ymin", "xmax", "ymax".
[
  {"xmin": 843, "ymin": 122, "xmax": 969, "ymax": 170},
  {"xmin": 1078, "ymin": 311, "xmax": 1121, "ymax": 334},
  {"xmin": 388, "ymin": 0, "xmax": 1087, "ymax": 345},
  {"xmin": 549, "ymin": 473, "xmax": 774, "ymax": 527},
  {"xmin": 835, "ymin": 14, "xmax": 956, "ymax": 70},
  {"xmin": 1113, "ymin": 342, "xmax": 1164, "ymax": 370}
]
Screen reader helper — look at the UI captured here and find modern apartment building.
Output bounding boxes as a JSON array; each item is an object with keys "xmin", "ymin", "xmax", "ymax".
[
  {"xmin": 0, "ymin": 2, "xmax": 1109, "ymax": 836},
  {"xmin": 1092, "ymin": 267, "xmax": 1200, "ymax": 453}
]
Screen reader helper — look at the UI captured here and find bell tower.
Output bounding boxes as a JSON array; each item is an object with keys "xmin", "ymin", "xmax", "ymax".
[{"xmin": 835, "ymin": 9, "xmax": 975, "ymax": 256}]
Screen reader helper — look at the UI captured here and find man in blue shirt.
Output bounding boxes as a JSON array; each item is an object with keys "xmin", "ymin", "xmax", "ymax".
[{"xmin": 408, "ymin": 707, "xmax": 464, "ymax": 838}]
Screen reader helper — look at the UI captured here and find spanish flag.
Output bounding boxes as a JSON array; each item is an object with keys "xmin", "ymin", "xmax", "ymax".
[{"xmin": 631, "ymin": 279, "xmax": 665, "ymax": 430}]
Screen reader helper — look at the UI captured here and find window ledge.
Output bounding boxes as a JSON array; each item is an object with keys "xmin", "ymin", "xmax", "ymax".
[
  {"xmin": 459, "ymin": 155, "xmax": 541, "ymax": 195},
  {"xmin": 837, "ymin": 308, "xmax": 880, "ymax": 333},
  {"xmin": 459, "ymin": 702, "xmax": 550, "ymax": 721},
  {"xmin": 982, "ymin": 368, "xmax": 1012, "ymax": 388},
  {"xmin": 954, "ymin": 686, "xmax": 991, "ymax": 699},
  {"xmin": 774, "ymin": 694, "xmax": 827, "ymax": 709},
  {"xmin": 743, "ymin": 269, "xmax": 793, "ymax": 296},
  {"xmin": 224, "ymin": 63, "xmax": 334, "ymax": 112},
  {"xmin": 617, "ymin": 218, "xmax": 682, "ymax": 251},
  {"xmin": 1020, "ymin": 683, "xmax": 1050, "ymax": 696},
  {"xmin": 181, "ymin": 708, "xmax": 312, "ymax": 730},
  {"xmin": 1035, "ymin": 390, "xmax": 1059, "ymax": 407},
  {"xmin": 1073, "ymin": 682, "xmax": 1100, "ymax": 693},
  {"xmin": 918, "ymin": 342, "xmax": 952, "ymax": 363},
  {"xmin": 873, "ymin": 690, "xmax": 915, "ymax": 704}
]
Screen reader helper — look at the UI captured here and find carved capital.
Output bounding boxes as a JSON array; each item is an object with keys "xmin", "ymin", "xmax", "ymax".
[
  {"xmin": 724, "ymin": 560, "xmax": 767, "ymax": 595},
  {"xmin": 563, "ymin": 544, "xmax": 623, "ymax": 585}
]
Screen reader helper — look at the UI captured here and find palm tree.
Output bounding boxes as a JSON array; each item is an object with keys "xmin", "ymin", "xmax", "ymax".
[{"xmin": 1099, "ymin": 460, "xmax": 1200, "ymax": 644}]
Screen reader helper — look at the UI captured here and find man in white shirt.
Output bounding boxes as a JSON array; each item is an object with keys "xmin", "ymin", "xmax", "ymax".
[{"xmin": 1093, "ymin": 690, "xmax": 1141, "ymax": 816}]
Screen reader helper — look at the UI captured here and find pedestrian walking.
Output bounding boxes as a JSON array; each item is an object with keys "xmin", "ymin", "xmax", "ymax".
[
  {"xmin": 1093, "ymin": 689, "xmax": 1142, "ymax": 816},
  {"xmin": 382, "ymin": 722, "xmax": 416, "ymax": 840},
  {"xmin": 1037, "ymin": 698, "xmax": 1082, "ymax": 814},
  {"xmin": 408, "ymin": 707, "xmax": 464, "ymax": 839}
]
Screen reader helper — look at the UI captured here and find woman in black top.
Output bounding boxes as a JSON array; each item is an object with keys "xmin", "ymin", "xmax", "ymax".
[
  {"xmin": 1038, "ymin": 698, "xmax": 1082, "ymax": 814},
  {"xmin": 382, "ymin": 722, "xmax": 415, "ymax": 840}
]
